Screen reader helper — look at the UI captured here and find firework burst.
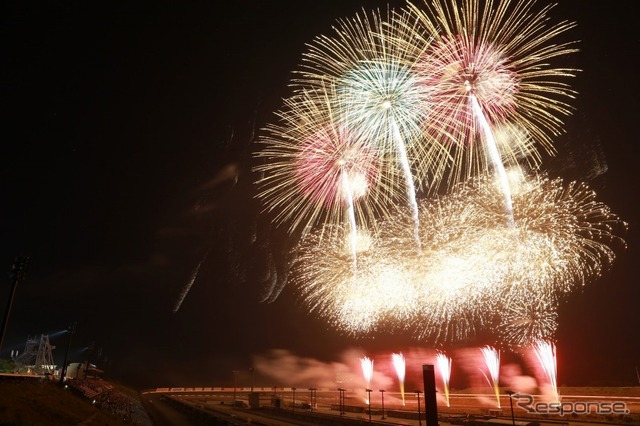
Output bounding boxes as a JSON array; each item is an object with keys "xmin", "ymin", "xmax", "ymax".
[
  {"xmin": 408, "ymin": 0, "xmax": 579, "ymax": 183},
  {"xmin": 291, "ymin": 222, "xmax": 420, "ymax": 334},
  {"xmin": 254, "ymin": 85, "xmax": 401, "ymax": 240},
  {"xmin": 292, "ymin": 6, "xmax": 455, "ymax": 249},
  {"xmin": 405, "ymin": 0, "xmax": 579, "ymax": 225},
  {"xmin": 498, "ymin": 291, "xmax": 559, "ymax": 349},
  {"xmin": 291, "ymin": 172, "xmax": 626, "ymax": 343}
]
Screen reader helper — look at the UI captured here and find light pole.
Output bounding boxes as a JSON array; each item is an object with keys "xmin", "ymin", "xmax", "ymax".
[
  {"xmin": 308, "ymin": 387, "xmax": 317, "ymax": 411},
  {"xmin": 415, "ymin": 390, "xmax": 423, "ymax": 426},
  {"xmin": 292, "ymin": 387, "xmax": 296, "ymax": 413},
  {"xmin": 366, "ymin": 389, "xmax": 372, "ymax": 422},
  {"xmin": 338, "ymin": 388, "xmax": 346, "ymax": 415},
  {"xmin": 506, "ymin": 390, "xmax": 516, "ymax": 426},
  {"xmin": 232, "ymin": 370, "xmax": 239, "ymax": 402},
  {"xmin": 379, "ymin": 389, "xmax": 386, "ymax": 419},
  {"xmin": 249, "ymin": 367, "xmax": 254, "ymax": 392}
]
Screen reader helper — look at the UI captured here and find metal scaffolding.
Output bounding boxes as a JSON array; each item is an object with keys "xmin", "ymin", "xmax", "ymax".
[{"xmin": 13, "ymin": 334, "xmax": 56, "ymax": 375}]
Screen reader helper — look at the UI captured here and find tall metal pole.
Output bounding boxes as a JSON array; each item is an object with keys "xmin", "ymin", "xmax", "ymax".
[
  {"xmin": 380, "ymin": 389, "xmax": 386, "ymax": 419},
  {"xmin": 0, "ymin": 257, "xmax": 29, "ymax": 353},
  {"xmin": 416, "ymin": 390, "xmax": 422, "ymax": 426},
  {"xmin": 422, "ymin": 364, "xmax": 439, "ymax": 426},
  {"xmin": 366, "ymin": 389, "xmax": 372, "ymax": 422}
]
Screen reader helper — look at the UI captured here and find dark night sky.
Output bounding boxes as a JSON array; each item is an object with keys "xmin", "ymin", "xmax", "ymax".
[{"xmin": 1, "ymin": 1, "xmax": 638, "ymax": 391}]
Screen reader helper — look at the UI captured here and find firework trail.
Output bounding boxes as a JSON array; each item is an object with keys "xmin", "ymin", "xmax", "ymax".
[
  {"xmin": 342, "ymin": 168, "xmax": 359, "ymax": 270},
  {"xmin": 408, "ymin": 0, "xmax": 579, "ymax": 217},
  {"xmin": 481, "ymin": 346, "xmax": 501, "ymax": 408},
  {"xmin": 292, "ymin": 7, "xmax": 454, "ymax": 251},
  {"xmin": 173, "ymin": 253, "xmax": 207, "ymax": 313},
  {"xmin": 392, "ymin": 353, "xmax": 407, "ymax": 405},
  {"xmin": 436, "ymin": 352, "xmax": 452, "ymax": 407},
  {"xmin": 291, "ymin": 172, "xmax": 626, "ymax": 342},
  {"xmin": 469, "ymin": 93, "xmax": 514, "ymax": 226},
  {"xmin": 533, "ymin": 340, "xmax": 559, "ymax": 402},
  {"xmin": 360, "ymin": 356, "xmax": 374, "ymax": 402}
]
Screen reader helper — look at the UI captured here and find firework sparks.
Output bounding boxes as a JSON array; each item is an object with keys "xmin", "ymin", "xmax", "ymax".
[
  {"xmin": 392, "ymin": 353, "xmax": 407, "ymax": 405},
  {"xmin": 291, "ymin": 172, "xmax": 626, "ymax": 343},
  {"xmin": 499, "ymin": 290, "xmax": 559, "ymax": 349},
  {"xmin": 255, "ymin": 86, "xmax": 400, "ymax": 245},
  {"xmin": 533, "ymin": 340, "xmax": 559, "ymax": 402},
  {"xmin": 292, "ymin": 222, "xmax": 420, "ymax": 334},
  {"xmin": 407, "ymin": 0, "xmax": 579, "ymax": 217},
  {"xmin": 481, "ymin": 346, "xmax": 501, "ymax": 408},
  {"xmin": 292, "ymin": 7, "xmax": 455, "ymax": 250},
  {"xmin": 436, "ymin": 352, "xmax": 452, "ymax": 407},
  {"xmin": 173, "ymin": 254, "xmax": 207, "ymax": 314},
  {"xmin": 360, "ymin": 356, "xmax": 374, "ymax": 402}
]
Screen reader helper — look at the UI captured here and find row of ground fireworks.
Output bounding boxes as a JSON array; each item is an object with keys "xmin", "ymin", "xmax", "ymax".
[
  {"xmin": 357, "ymin": 343, "xmax": 559, "ymax": 407},
  {"xmin": 252, "ymin": 0, "xmax": 627, "ymax": 347}
]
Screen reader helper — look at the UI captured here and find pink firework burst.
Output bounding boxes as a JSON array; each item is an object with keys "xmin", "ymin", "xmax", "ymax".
[
  {"xmin": 419, "ymin": 34, "xmax": 518, "ymax": 145},
  {"xmin": 408, "ymin": 0, "xmax": 579, "ymax": 186},
  {"xmin": 255, "ymin": 87, "xmax": 398, "ymax": 237},
  {"xmin": 294, "ymin": 125, "xmax": 379, "ymax": 209}
]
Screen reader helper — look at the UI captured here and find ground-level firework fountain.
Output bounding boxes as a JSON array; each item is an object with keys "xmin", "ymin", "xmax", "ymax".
[
  {"xmin": 360, "ymin": 356, "xmax": 374, "ymax": 403},
  {"xmin": 533, "ymin": 340, "xmax": 559, "ymax": 402},
  {"xmin": 436, "ymin": 352, "xmax": 452, "ymax": 407},
  {"xmin": 392, "ymin": 353, "xmax": 406, "ymax": 406},
  {"xmin": 481, "ymin": 346, "xmax": 501, "ymax": 408}
]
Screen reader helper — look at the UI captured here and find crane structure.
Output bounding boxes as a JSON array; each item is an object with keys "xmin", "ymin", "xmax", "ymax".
[{"xmin": 13, "ymin": 334, "xmax": 56, "ymax": 375}]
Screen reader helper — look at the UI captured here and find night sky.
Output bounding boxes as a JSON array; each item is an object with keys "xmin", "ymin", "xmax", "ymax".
[{"xmin": 1, "ymin": 1, "xmax": 638, "ymax": 391}]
